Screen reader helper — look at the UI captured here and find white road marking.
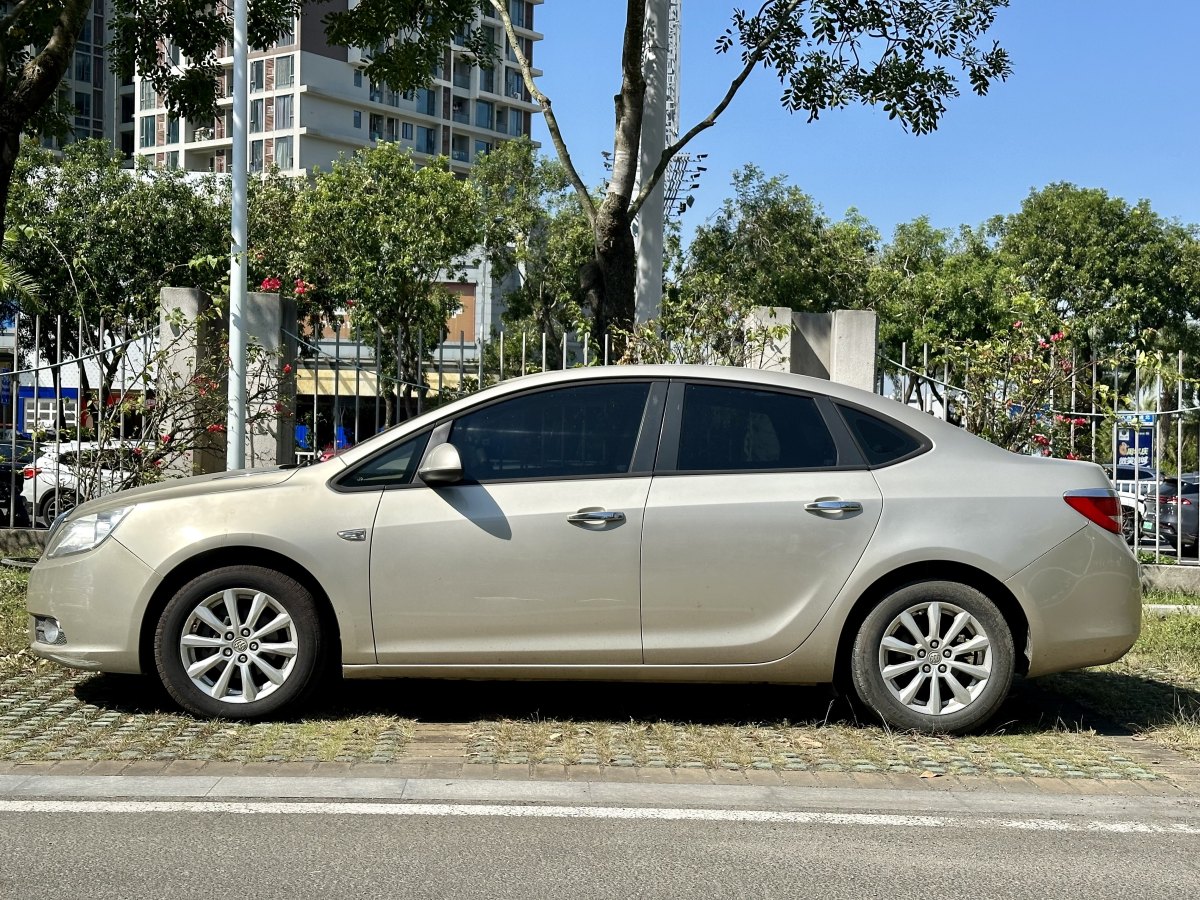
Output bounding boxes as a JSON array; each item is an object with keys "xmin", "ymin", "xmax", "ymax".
[{"xmin": 0, "ymin": 799, "xmax": 1197, "ymax": 834}]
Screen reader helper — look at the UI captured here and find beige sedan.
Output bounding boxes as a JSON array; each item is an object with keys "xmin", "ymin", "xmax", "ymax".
[{"xmin": 27, "ymin": 366, "xmax": 1140, "ymax": 733}]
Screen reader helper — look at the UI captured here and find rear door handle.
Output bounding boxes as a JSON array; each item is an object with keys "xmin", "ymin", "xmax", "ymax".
[
  {"xmin": 805, "ymin": 500, "xmax": 863, "ymax": 514},
  {"xmin": 568, "ymin": 510, "xmax": 626, "ymax": 525}
]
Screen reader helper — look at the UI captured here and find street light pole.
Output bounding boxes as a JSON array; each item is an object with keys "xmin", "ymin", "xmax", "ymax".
[{"xmin": 226, "ymin": 0, "xmax": 249, "ymax": 470}]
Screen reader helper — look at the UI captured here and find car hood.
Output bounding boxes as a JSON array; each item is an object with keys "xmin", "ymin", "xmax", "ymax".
[{"xmin": 63, "ymin": 467, "xmax": 301, "ymax": 519}]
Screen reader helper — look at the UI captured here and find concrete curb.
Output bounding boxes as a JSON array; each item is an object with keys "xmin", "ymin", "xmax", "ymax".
[
  {"xmin": 1142, "ymin": 564, "xmax": 1200, "ymax": 595},
  {"xmin": 1144, "ymin": 602, "xmax": 1200, "ymax": 617},
  {"xmin": 0, "ymin": 774, "xmax": 1196, "ymax": 821}
]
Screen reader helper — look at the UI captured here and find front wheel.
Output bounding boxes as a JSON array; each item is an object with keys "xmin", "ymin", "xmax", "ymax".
[
  {"xmin": 154, "ymin": 565, "xmax": 326, "ymax": 719},
  {"xmin": 849, "ymin": 581, "xmax": 1015, "ymax": 734}
]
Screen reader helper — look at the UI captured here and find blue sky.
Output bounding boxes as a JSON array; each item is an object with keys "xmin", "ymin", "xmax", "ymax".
[{"xmin": 530, "ymin": 1, "xmax": 1200, "ymax": 242}]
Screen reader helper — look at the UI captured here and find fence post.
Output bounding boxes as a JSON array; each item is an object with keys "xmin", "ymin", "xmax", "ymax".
[
  {"xmin": 159, "ymin": 288, "xmax": 224, "ymax": 476},
  {"xmin": 243, "ymin": 290, "xmax": 297, "ymax": 468}
]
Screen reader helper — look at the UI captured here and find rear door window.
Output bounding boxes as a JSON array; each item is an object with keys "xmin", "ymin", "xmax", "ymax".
[
  {"xmin": 671, "ymin": 383, "xmax": 838, "ymax": 472},
  {"xmin": 837, "ymin": 405, "xmax": 926, "ymax": 466}
]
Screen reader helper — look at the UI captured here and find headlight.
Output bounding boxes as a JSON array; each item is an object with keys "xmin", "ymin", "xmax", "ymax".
[{"xmin": 45, "ymin": 507, "xmax": 133, "ymax": 559}]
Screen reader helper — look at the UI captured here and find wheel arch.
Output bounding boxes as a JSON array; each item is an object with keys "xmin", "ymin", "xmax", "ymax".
[
  {"xmin": 833, "ymin": 560, "xmax": 1030, "ymax": 686},
  {"xmin": 138, "ymin": 546, "xmax": 342, "ymax": 675}
]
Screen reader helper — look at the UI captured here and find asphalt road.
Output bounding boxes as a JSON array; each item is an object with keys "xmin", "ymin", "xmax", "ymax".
[{"xmin": 2, "ymin": 799, "xmax": 1198, "ymax": 900}]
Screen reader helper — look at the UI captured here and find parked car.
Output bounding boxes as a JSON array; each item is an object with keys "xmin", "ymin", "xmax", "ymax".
[
  {"xmin": 22, "ymin": 442, "xmax": 136, "ymax": 525},
  {"xmin": 27, "ymin": 366, "xmax": 1140, "ymax": 733},
  {"xmin": 1142, "ymin": 480, "xmax": 1200, "ymax": 554}
]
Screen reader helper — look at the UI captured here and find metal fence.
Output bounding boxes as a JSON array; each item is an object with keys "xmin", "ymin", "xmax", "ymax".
[{"xmin": 9, "ymin": 315, "xmax": 1193, "ymax": 569}]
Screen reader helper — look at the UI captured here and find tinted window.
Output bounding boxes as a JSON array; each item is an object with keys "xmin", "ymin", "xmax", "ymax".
[
  {"xmin": 450, "ymin": 382, "xmax": 650, "ymax": 481},
  {"xmin": 339, "ymin": 432, "xmax": 430, "ymax": 488},
  {"xmin": 675, "ymin": 384, "xmax": 837, "ymax": 471},
  {"xmin": 838, "ymin": 405, "xmax": 923, "ymax": 466}
]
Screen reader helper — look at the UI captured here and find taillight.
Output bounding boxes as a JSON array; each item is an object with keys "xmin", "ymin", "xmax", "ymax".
[
  {"xmin": 1064, "ymin": 488, "xmax": 1121, "ymax": 534},
  {"xmin": 22, "ymin": 467, "xmax": 39, "ymax": 480}
]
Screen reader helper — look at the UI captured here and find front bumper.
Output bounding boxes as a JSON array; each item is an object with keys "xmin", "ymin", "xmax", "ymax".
[
  {"xmin": 26, "ymin": 537, "xmax": 158, "ymax": 674},
  {"xmin": 1005, "ymin": 526, "xmax": 1141, "ymax": 678}
]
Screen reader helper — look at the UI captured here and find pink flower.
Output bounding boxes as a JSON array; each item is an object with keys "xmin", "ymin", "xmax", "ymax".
[
  {"xmin": 283, "ymin": 363, "xmax": 293, "ymax": 375},
  {"xmin": 1038, "ymin": 340, "xmax": 1050, "ymax": 350},
  {"xmin": 294, "ymin": 279, "xmax": 311, "ymax": 296},
  {"xmin": 1012, "ymin": 321, "xmax": 1022, "ymax": 329},
  {"xmin": 161, "ymin": 434, "xmax": 172, "ymax": 443},
  {"xmin": 260, "ymin": 276, "xmax": 282, "ymax": 292},
  {"xmin": 1032, "ymin": 434, "xmax": 1051, "ymax": 447},
  {"xmin": 1050, "ymin": 331, "xmax": 1065, "ymax": 342},
  {"xmin": 1066, "ymin": 452, "xmax": 1079, "ymax": 460},
  {"xmin": 206, "ymin": 423, "xmax": 227, "ymax": 433}
]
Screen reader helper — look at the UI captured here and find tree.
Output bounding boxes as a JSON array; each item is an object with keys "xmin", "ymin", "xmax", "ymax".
[
  {"xmin": 992, "ymin": 183, "xmax": 1200, "ymax": 354},
  {"xmin": 469, "ymin": 138, "xmax": 594, "ymax": 366},
  {"xmin": 5, "ymin": 139, "xmax": 228, "ymax": 412},
  {"xmin": 682, "ymin": 164, "xmax": 878, "ymax": 315},
  {"xmin": 297, "ymin": 144, "xmax": 481, "ymax": 422},
  {"xmin": 478, "ymin": 0, "xmax": 1012, "ymax": 335},
  {"xmin": 0, "ymin": 0, "xmax": 92, "ymax": 236}
]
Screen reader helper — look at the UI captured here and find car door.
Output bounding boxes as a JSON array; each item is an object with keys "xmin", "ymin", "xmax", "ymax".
[
  {"xmin": 640, "ymin": 380, "xmax": 884, "ymax": 665},
  {"xmin": 368, "ymin": 379, "xmax": 664, "ymax": 665}
]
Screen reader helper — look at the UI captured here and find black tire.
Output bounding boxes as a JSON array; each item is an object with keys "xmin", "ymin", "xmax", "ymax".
[
  {"xmin": 1121, "ymin": 507, "xmax": 1138, "ymax": 545},
  {"xmin": 39, "ymin": 490, "xmax": 77, "ymax": 526},
  {"xmin": 154, "ymin": 565, "xmax": 326, "ymax": 719},
  {"xmin": 849, "ymin": 581, "xmax": 1015, "ymax": 734}
]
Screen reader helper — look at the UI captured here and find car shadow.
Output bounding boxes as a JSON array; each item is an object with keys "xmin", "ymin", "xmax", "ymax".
[{"xmin": 73, "ymin": 667, "xmax": 1200, "ymax": 736}]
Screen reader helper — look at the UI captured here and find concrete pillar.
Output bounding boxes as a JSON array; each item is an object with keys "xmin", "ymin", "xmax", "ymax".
[
  {"xmin": 244, "ymin": 291, "xmax": 298, "ymax": 468},
  {"xmin": 745, "ymin": 306, "xmax": 878, "ymax": 392},
  {"xmin": 158, "ymin": 288, "xmax": 225, "ymax": 476}
]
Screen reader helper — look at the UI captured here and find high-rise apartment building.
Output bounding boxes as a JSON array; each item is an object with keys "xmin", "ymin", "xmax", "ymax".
[{"xmin": 132, "ymin": 1, "xmax": 543, "ymax": 179}]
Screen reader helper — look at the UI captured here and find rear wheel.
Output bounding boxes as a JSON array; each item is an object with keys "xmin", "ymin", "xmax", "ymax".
[
  {"xmin": 849, "ymin": 581, "xmax": 1015, "ymax": 734},
  {"xmin": 1121, "ymin": 507, "xmax": 1139, "ymax": 545},
  {"xmin": 154, "ymin": 565, "xmax": 326, "ymax": 719}
]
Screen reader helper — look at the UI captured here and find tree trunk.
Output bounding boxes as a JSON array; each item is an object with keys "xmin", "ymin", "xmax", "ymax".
[
  {"xmin": 588, "ymin": 202, "xmax": 637, "ymax": 339},
  {"xmin": 0, "ymin": 129, "xmax": 20, "ymax": 238}
]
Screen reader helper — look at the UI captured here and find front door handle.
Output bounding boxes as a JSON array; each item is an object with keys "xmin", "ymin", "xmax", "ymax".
[
  {"xmin": 805, "ymin": 500, "xmax": 863, "ymax": 514},
  {"xmin": 568, "ymin": 510, "xmax": 626, "ymax": 525}
]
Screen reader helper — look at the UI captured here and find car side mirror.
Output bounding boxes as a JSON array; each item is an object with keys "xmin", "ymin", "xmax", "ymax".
[{"xmin": 418, "ymin": 442, "xmax": 464, "ymax": 486}]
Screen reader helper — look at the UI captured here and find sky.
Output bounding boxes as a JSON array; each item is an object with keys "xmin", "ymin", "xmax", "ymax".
[{"xmin": 530, "ymin": 1, "xmax": 1200, "ymax": 242}]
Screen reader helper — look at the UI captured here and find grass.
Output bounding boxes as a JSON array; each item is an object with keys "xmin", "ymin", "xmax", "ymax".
[
  {"xmin": 1, "ymin": 563, "xmax": 1197, "ymax": 771},
  {"xmin": 1143, "ymin": 589, "xmax": 1200, "ymax": 607}
]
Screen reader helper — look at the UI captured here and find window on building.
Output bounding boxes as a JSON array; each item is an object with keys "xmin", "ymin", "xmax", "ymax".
[
  {"xmin": 167, "ymin": 150, "xmax": 179, "ymax": 169},
  {"xmin": 74, "ymin": 51, "xmax": 92, "ymax": 83},
  {"xmin": 369, "ymin": 113, "xmax": 383, "ymax": 141},
  {"xmin": 451, "ymin": 97, "xmax": 468, "ymax": 124},
  {"xmin": 370, "ymin": 81, "xmax": 384, "ymax": 104},
  {"xmin": 276, "ymin": 18, "xmax": 295, "ymax": 46},
  {"xmin": 168, "ymin": 42, "xmax": 180, "ymax": 65},
  {"xmin": 504, "ymin": 68, "xmax": 524, "ymax": 100},
  {"xmin": 274, "ymin": 94, "xmax": 293, "ymax": 129},
  {"xmin": 475, "ymin": 139, "xmax": 492, "ymax": 158},
  {"xmin": 415, "ymin": 125, "xmax": 437, "ymax": 154},
  {"xmin": 250, "ymin": 140, "xmax": 264, "ymax": 173},
  {"xmin": 475, "ymin": 100, "xmax": 493, "ymax": 129},
  {"xmin": 479, "ymin": 65, "xmax": 495, "ymax": 94},
  {"xmin": 250, "ymin": 99, "xmax": 263, "ymax": 133},
  {"xmin": 74, "ymin": 91, "xmax": 91, "ymax": 122},
  {"xmin": 275, "ymin": 54, "xmax": 294, "ymax": 88},
  {"xmin": 495, "ymin": 107, "xmax": 507, "ymax": 134},
  {"xmin": 508, "ymin": 0, "xmax": 527, "ymax": 28},
  {"xmin": 250, "ymin": 59, "xmax": 265, "ymax": 92},
  {"xmin": 401, "ymin": 121, "xmax": 413, "ymax": 140},
  {"xmin": 166, "ymin": 117, "xmax": 180, "ymax": 144},
  {"xmin": 139, "ymin": 116, "xmax": 154, "ymax": 148},
  {"xmin": 451, "ymin": 134, "xmax": 469, "ymax": 162},
  {"xmin": 353, "ymin": 109, "xmax": 362, "ymax": 129},
  {"xmin": 353, "ymin": 70, "xmax": 363, "ymax": 88},
  {"xmin": 386, "ymin": 116, "xmax": 399, "ymax": 141},
  {"xmin": 274, "ymin": 135, "xmax": 293, "ymax": 170},
  {"xmin": 415, "ymin": 87, "xmax": 436, "ymax": 116}
]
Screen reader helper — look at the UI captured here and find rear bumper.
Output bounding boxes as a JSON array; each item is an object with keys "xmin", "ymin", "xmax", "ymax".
[{"xmin": 1005, "ymin": 526, "xmax": 1141, "ymax": 677}]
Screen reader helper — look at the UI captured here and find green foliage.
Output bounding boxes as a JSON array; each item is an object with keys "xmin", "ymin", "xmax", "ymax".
[
  {"xmin": 722, "ymin": 1, "xmax": 1012, "ymax": 135},
  {"xmin": 297, "ymin": 144, "xmax": 482, "ymax": 420},
  {"xmin": 681, "ymin": 164, "xmax": 878, "ymax": 315},
  {"xmin": 993, "ymin": 183, "xmax": 1200, "ymax": 352}
]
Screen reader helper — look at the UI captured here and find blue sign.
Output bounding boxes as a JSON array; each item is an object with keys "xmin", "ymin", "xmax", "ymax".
[
  {"xmin": 1116, "ymin": 428, "xmax": 1153, "ymax": 468},
  {"xmin": 1117, "ymin": 411, "xmax": 1156, "ymax": 426}
]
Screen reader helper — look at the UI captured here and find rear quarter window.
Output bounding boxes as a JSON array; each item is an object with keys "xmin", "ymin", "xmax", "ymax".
[{"xmin": 837, "ymin": 405, "xmax": 926, "ymax": 466}]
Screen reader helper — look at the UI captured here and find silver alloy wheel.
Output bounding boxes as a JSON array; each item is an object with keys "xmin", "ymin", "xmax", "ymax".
[
  {"xmin": 876, "ymin": 601, "xmax": 992, "ymax": 716},
  {"xmin": 178, "ymin": 587, "xmax": 299, "ymax": 703}
]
